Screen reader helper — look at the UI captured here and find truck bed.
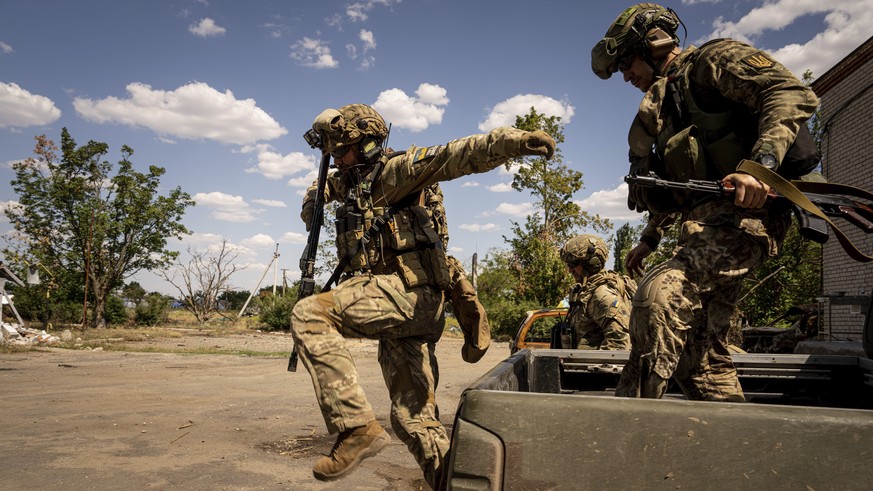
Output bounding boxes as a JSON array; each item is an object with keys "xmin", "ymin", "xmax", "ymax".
[{"xmin": 447, "ymin": 349, "xmax": 873, "ymax": 490}]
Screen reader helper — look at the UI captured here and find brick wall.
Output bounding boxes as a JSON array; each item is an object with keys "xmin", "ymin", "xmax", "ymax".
[{"xmin": 813, "ymin": 37, "xmax": 873, "ymax": 340}]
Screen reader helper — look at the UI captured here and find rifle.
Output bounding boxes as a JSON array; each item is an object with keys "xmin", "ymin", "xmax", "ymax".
[
  {"xmin": 625, "ymin": 171, "xmax": 873, "ymax": 260},
  {"xmin": 287, "ymin": 129, "xmax": 331, "ymax": 372}
]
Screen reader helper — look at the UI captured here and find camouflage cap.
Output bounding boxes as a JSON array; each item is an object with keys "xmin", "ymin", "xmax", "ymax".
[
  {"xmin": 591, "ymin": 3, "xmax": 679, "ymax": 79},
  {"xmin": 560, "ymin": 234, "xmax": 609, "ymax": 273},
  {"xmin": 311, "ymin": 103, "xmax": 388, "ymax": 155}
]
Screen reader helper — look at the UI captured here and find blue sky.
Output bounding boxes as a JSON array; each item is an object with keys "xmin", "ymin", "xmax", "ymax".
[{"xmin": 2, "ymin": 0, "xmax": 871, "ymax": 295}]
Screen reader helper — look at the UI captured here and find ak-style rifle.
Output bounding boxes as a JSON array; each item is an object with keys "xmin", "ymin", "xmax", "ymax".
[
  {"xmin": 287, "ymin": 129, "xmax": 331, "ymax": 372},
  {"xmin": 625, "ymin": 169, "xmax": 873, "ymax": 261}
]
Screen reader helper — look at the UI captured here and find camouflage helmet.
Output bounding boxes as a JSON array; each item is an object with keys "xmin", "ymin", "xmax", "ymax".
[
  {"xmin": 311, "ymin": 103, "xmax": 388, "ymax": 155},
  {"xmin": 560, "ymin": 234, "xmax": 609, "ymax": 274},
  {"xmin": 591, "ymin": 3, "xmax": 680, "ymax": 80}
]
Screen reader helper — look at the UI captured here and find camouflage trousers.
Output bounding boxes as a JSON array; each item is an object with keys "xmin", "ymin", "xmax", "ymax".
[
  {"xmin": 290, "ymin": 273, "xmax": 450, "ymax": 487},
  {"xmin": 616, "ymin": 202, "xmax": 790, "ymax": 401}
]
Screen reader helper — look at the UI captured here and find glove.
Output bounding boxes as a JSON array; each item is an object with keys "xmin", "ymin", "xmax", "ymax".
[{"xmin": 521, "ymin": 130, "xmax": 556, "ymax": 159}]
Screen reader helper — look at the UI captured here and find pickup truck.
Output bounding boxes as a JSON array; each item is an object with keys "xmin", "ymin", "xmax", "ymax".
[{"xmin": 446, "ymin": 307, "xmax": 873, "ymax": 490}]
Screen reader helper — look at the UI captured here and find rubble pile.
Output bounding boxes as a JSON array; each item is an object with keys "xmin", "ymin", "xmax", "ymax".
[{"xmin": 1, "ymin": 323, "xmax": 61, "ymax": 347}]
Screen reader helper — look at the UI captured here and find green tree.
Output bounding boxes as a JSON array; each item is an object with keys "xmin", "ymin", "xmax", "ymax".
[
  {"xmin": 611, "ymin": 222, "xmax": 643, "ymax": 274},
  {"xmin": 502, "ymin": 108, "xmax": 612, "ymax": 307},
  {"xmin": 5, "ymin": 129, "xmax": 194, "ymax": 328},
  {"xmin": 475, "ymin": 249, "xmax": 540, "ymax": 338},
  {"xmin": 122, "ymin": 281, "xmax": 147, "ymax": 306},
  {"xmin": 740, "ymin": 223, "xmax": 823, "ymax": 326},
  {"xmin": 219, "ymin": 290, "xmax": 251, "ymax": 312}
]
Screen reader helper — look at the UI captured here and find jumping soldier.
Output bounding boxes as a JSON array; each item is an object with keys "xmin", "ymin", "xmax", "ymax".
[
  {"xmin": 591, "ymin": 4, "xmax": 820, "ymax": 401},
  {"xmin": 292, "ymin": 103, "xmax": 554, "ymax": 487}
]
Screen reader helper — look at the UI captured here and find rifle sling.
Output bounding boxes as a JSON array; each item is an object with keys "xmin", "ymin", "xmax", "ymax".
[{"xmin": 737, "ymin": 159, "xmax": 873, "ymax": 262}]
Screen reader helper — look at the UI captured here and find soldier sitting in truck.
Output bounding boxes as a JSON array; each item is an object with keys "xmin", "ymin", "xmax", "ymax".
[{"xmin": 560, "ymin": 235, "xmax": 635, "ymax": 350}]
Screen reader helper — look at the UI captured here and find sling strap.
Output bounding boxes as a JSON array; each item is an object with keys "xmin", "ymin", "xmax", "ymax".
[{"xmin": 737, "ymin": 159, "xmax": 873, "ymax": 262}]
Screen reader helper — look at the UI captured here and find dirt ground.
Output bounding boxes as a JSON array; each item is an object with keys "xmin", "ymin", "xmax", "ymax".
[{"xmin": 0, "ymin": 330, "xmax": 508, "ymax": 490}]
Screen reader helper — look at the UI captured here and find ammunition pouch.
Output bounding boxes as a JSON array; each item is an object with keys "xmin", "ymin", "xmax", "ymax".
[
  {"xmin": 395, "ymin": 247, "xmax": 450, "ymax": 290},
  {"xmin": 383, "ymin": 205, "xmax": 450, "ymax": 289},
  {"xmin": 335, "ymin": 205, "xmax": 384, "ymax": 273}
]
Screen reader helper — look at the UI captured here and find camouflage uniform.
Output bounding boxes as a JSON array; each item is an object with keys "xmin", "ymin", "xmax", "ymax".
[
  {"xmin": 424, "ymin": 184, "xmax": 491, "ymax": 363},
  {"xmin": 614, "ymin": 39, "xmax": 818, "ymax": 401},
  {"xmin": 294, "ymin": 122, "xmax": 553, "ymax": 487},
  {"xmin": 561, "ymin": 235, "xmax": 634, "ymax": 350},
  {"xmin": 567, "ymin": 270, "xmax": 633, "ymax": 350}
]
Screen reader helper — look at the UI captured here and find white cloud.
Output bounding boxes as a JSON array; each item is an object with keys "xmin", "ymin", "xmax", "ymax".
[
  {"xmin": 261, "ymin": 21, "xmax": 289, "ymax": 39},
  {"xmin": 346, "ymin": 0, "xmax": 397, "ymax": 22},
  {"xmin": 0, "ymin": 41, "xmax": 13, "ymax": 54},
  {"xmin": 245, "ymin": 148, "xmax": 316, "ymax": 180},
  {"xmin": 72, "ymin": 82, "xmax": 286, "ymax": 145},
  {"xmin": 281, "ymin": 231, "xmax": 308, "ymax": 244},
  {"xmin": 290, "ymin": 37, "xmax": 338, "ymax": 69},
  {"xmin": 357, "ymin": 29, "xmax": 377, "ymax": 69},
  {"xmin": 479, "ymin": 94, "xmax": 575, "ymax": 132},
  {"xmin": 286, "ymin": 168, "xmax": 319, "ymax": 188},
  {"xmin": 193, "ymin": 191, "xmax": 262, "ymax": 222},
  {"xmin": 706, "ymin": 1, "xmax": 873, "ymax": 77},
  {"xmin": 252, "ymin": 199, "xmax": 287, "ymax": 208},
  {"xmin": 487, "ymin": 182, "xmax": 514, "ymax": 193},
  {"xmin": 189, "ymin": 17, "xmax": 226, "ymax": 37},
  {"xmin": 461, "ymin": 181, "xmax": 480, "ymax": 188},
  {"xmin": 575, "ymin": 183, "xmax": 643, "ymax": 222},
  {"xmin": 372, "ymin": 83, "xmax": 449, "ymax": 132},
  {"xmin": 0, "ymin": 82, "xmax": 61, "ymax": 128},
  {"xmin": 495, "ymin": 202, "xmax": 533, "ymax": 217},
  {"xmin": 448, "ymin": 246, "xmax": 464, "ymax": 253},
  {"xmin": 241, "ymin": 233, "xmax": 276, "ymax": 248},
  {"xmin": 459, "ymin": 223, "xmax": 499, "ymax": 232},
  {"xmin": 360, "ymin": 29, "xmax": 376, "ymax": 50},
  {"xmin": 326, "ymin": 14, "xmax": 343, "ymax": 30},
  {"xmin": 181, "ymin": 232, "xmax": 226, "ymax": 246}
]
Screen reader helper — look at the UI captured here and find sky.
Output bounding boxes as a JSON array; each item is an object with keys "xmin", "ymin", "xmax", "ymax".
[{"xmin": 1, "ymin": 0, "xmax": 871, "ymax": 296}]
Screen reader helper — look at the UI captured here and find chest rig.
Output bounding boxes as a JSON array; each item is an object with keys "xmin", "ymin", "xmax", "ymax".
[
  {"xmin": 333, "ymin": 155, "xmax": 450, "ymax": 290},
  {"xmin": 658, "ymin": 43, "xmax": 754, "ymax": 188}
]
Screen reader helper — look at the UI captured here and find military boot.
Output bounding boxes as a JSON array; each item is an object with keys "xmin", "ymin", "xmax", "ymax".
[{"xmin": 313, "ymin": 420, "xmax": 390, "ymax": 481}]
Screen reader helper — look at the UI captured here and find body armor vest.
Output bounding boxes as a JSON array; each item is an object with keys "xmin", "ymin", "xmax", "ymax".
[
  {"xmin": 333, "ymin": 156, "xmax": 450, "ymax": 290},
  {"xmin": 659, "ymin": 43, "xmax": 752, "ymax": 186}
]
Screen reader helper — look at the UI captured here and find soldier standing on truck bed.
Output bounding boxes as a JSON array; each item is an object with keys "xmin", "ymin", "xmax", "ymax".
[
  {"xmin": 560, "ymin": 234, "xmax": 634, "ymax": 350},
  {"xmin": 291, "ymin": 103, "xmax": 555, "ymax": 488},
  {"xmin": 591, "ymin": 3, "xmax": 820, "ymax": 401}
]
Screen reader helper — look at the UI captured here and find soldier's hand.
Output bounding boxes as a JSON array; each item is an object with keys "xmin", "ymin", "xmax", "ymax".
[
  {"xmin": 725, "ymin": 172, "xmax": 770, "ymax": 209},
  {"xmin": 522, "ymin": 130, "xmax": 556, "ymax": 159},
  {"xmin": 626, "ymin": 242, "xmax": 652, "ymax": 279}
]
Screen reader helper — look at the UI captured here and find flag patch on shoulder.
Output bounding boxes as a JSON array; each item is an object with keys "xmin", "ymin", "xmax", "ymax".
[
  {"xmin": 411, "ymin": 146, "xmax": 441, "ymax": 164},
  {"xmin": 741, "ymin": 52, "xmax": 775, "ymax": 70}
]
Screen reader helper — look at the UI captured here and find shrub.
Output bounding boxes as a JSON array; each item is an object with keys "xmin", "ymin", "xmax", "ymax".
[
  {"xmin": 258, "ymin": 295, "xmax": 295, "ymax": 331},
  {"xmin": 483, "ymin": 298, "xmax": 540, "ymax": 339},
  {"xmin": 135, "ymin": 294, "xmax": 170, "ymax": 327},
  {"xmin": 105, "ymin": 295, "xmax": 130, "ymax": 326}
]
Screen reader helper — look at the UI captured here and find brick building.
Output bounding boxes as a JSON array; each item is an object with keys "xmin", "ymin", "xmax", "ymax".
[{"xmin": 810, "ymin": 35, "xmax": 873, "ymax": 341}]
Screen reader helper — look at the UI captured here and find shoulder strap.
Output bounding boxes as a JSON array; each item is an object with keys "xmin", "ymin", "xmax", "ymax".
[{"xmin": 737, "ymin": 159, "xmax": 873, "ymax": 262}]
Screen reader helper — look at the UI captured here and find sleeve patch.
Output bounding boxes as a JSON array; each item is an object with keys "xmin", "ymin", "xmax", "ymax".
[
  {"xmin": 411, "ymin": 145, "xmax": 441, "ymax": 164},
  {"xmin": 741, "ymin": 52, "xmax": 775, "ymax": 70}
]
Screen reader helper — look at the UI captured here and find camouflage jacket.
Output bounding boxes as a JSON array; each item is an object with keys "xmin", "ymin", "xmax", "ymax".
[
  {"xmin": 628, "ymin": 39, "xmax": 819, "ymax": 249},
  {"xmin": 300, "ymin": 127, "xmax": 536, "ymax": 280},
  {"xmin": 567, "ymin": 271, "xmax": 633, "ymax": 350}
]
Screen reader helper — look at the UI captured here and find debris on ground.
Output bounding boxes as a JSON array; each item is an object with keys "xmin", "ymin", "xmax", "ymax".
[{"xmin": 0, "ymin": 323, "xmax": 61, "ymax": 347}]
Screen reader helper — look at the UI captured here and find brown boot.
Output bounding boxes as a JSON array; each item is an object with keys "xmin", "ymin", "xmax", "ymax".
[{"xmin": 313, "ymin": 420, "xmax": 390, "ymax": 481}]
